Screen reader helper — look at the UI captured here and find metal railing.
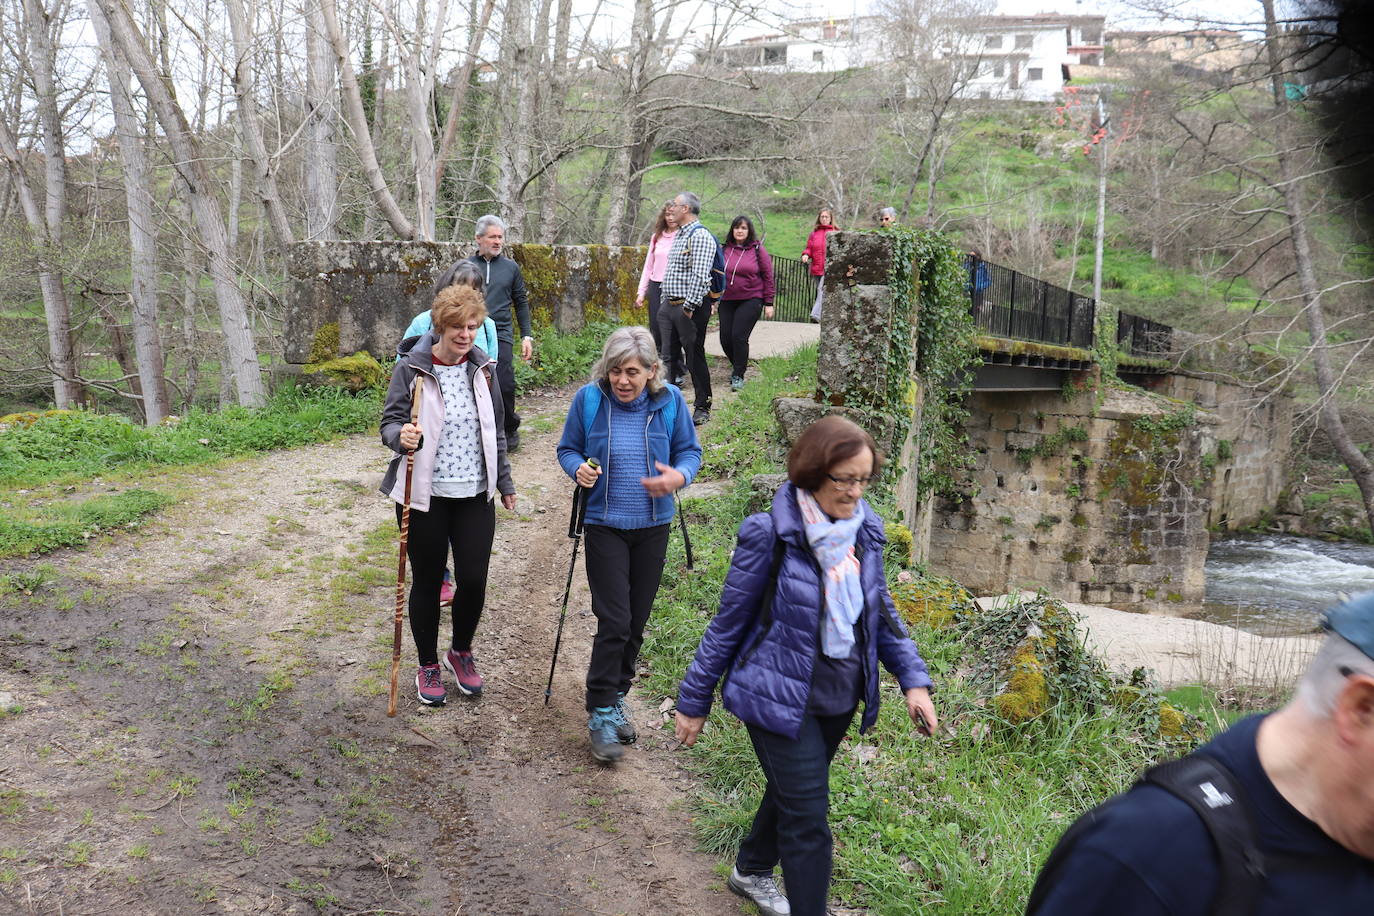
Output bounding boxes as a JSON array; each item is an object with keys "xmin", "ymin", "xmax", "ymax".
[
  {"xmin": 1117, "ymin": 311, "xmax": 1174, "ymax": 360},
  {"xmin": 768, "ymin": 254, "xmax": 817, "ymax": 323},
  {"xmin": 969, "ymin": 257, "xmax": 1096, "ymax": 349}
]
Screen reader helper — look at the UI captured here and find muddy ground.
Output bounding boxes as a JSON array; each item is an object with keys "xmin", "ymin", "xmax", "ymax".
[{"xmin": 0, "ymin": 383, "xmax": 748, "ymax": 915}]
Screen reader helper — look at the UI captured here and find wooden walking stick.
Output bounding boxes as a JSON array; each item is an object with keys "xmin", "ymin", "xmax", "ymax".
[{"xmin": 389, "ymin": 375, "xmax": 424, "ymax": 717}]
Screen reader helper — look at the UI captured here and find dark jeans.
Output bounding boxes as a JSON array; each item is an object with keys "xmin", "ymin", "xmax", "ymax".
[
  {"xmin": 397, "ymin": 495, "xmax": 495, "ymax": 666},
  {"xmin": 738, "ymin": 709, "xmax": 856, "ymax": 916},
  {"xmin": 718, "ymin": 297, "xmax": 763, "ymax": 381},
  {"xmin": 582, "ymin": 523, "xmax": 670, "ymax": 711},
  {"xmin": 496, "ymin": 338, "xmax": 520, "ymax": 441},
  {"xmin": 657, "ymin": 299, "xmax": 712, "ymax": 409},
  {"xmin": 645, "ymin": 280, "xmax": 683, "ymax": 375}
]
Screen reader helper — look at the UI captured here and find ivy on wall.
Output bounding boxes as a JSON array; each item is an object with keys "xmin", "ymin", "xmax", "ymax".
[{"xmin": 885, "ymin": 228, "xmax": 983, "ymax": 500}]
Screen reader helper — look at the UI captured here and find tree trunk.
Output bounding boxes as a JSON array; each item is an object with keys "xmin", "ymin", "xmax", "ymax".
[
  {"xmin": 603, "ymin": 0, "xmax": 653, "ymax": 245},
  {"xmin": 435, "ymin": 0, "xmax": 496, "ymax": 191},
  {"xmin": 534, "ymin": 0, "xmax": 571, "ymax": 241},
  {"xmin": 89, "ymin": 0, "xmax": 171, "ymax": 424},
  {"xmin": 93, "ymin": 0, "xmax": 265, "ymax": 407},
  {"xmin": 304, "ymin": 0, "xmax": 339, "ymax": 240},
  {"xmin": 496, "ymin": 0, "xmax": 535, "ymax": 239},
  {"xmin": 8, "ymin": 0, "xmax": 83, "ymax": 407},
  {"xmin": 319, "ymin": 0, "xmax": 416, "ymax": 239},
  {"xmin": 224, "ymin": 0, "xmax": 295, "ymax": 249},
  {"xmin": 399, "ymin": 0, "xmax": 449, "ymax": 241},
  {"xmin": 1261, "ymin": 0, "xmax": 1374, "ymax": 535}
]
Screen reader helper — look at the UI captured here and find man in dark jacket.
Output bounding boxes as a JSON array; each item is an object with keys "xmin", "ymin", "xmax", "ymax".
[
  {"xmin": 1026, "ymin": 592, "xmax": 1374, "ymax": 915},
  {"xmin": 434, "ymin": 214, "xmax": 534, "ymax": 451}
]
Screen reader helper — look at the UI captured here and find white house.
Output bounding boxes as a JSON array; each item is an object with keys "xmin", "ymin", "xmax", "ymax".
[
  {"xmin": 695, "ymin": 15, "xmax": 884, "ymax": 73},
  {"xmin": 948, "ymin": 14, "xmax": 1104, "ymax": 102}
]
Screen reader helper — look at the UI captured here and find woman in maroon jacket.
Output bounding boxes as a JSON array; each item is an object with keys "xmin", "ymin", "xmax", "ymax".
[
  {"xmin": 719, "ymin": 215, "xmax": 775, "ymax": 391},
  {"xmin": 802, "ymin": 208, "xmax": 837, "ymax": 322}
]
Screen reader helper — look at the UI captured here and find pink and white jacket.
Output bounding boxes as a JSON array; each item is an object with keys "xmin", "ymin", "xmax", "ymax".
[{"xmin": 379, "ymin": 334, "xmax": 514, "ymax": 512}]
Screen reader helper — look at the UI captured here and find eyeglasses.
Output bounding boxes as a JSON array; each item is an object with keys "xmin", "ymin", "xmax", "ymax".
[{"xmin": 826, "ymin": 473, "xmax": 873, "ymax": 490}]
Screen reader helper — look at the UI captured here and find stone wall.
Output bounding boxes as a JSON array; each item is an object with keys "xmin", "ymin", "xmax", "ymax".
[
  {"xmin": 284, "ymin": 240, "xmax": 645, "ymax": 364},
  {"xmin": 772, "ymin": 232, "xmax": 927, "ymax": 539},
  {"xmin": 926, "ymin": 386, "xmax": 1216, "ymax": 611},
  {"xmin": 1156, "ymin": 373, "xmax": 1293, "ymax": 529}
]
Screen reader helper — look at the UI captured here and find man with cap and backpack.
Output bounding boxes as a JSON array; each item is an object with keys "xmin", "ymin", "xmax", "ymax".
[{"xmin": 1026, "ymin": 592, "xmax": 1374, "ymax": 914}]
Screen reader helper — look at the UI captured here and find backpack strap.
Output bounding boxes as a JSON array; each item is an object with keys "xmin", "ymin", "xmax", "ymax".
[
  {"xmin": 1026, "ymin": 753, "xmax": 1264, "ymax": 916},
  {"xmin": 1141, "ymin": 756, "xmax": 1264, "ymax": 916},
  {"xmin": 580, "ymin": 385, "xmax": 600, "ymax": 439}
]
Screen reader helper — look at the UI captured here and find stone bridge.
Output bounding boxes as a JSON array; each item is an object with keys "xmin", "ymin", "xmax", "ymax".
[{"xmin": 285, "ymin": 237, "xmax": 1292, "ymax": 612}]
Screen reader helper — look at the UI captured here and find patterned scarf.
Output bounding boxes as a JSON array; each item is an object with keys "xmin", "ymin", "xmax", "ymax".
[{"xmin": 796, "ymin": 488, "xmax": 866, "ymax": 659}]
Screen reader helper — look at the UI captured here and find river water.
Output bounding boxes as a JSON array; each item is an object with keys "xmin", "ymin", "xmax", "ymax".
[{"xmin": 1197, "ymin": 534, "xmax": 1374, "ymax": 635}]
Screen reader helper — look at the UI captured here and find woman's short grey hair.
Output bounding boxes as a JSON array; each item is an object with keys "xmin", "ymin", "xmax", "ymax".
[
  {"xmin": 676, "ymin": 192, "xmax": 701, "ymax": 216},
  {"xmin": 1294, "ymin": 634, "xmax": 1374, "ymax": 717},
  {"xmin": 474, "ymin": 214, "xmax": 506, "ymax": 238},
  {"xmin": 879, "ymin": 207, "xmax": 897, "ymax": 220},
  {"xmin": 591, "ymin": 326, "xmax": 663, "ymax": 394}
]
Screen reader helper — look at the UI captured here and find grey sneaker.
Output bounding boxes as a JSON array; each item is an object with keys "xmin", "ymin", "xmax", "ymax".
[
  {"xmin": 610, "ymin": 693, "xmax": 637, "ymax": 744},
  {"xmin": 588, "ymin": 707, "xmax": 624, "ymax": 762},
  {"xmin": 728, "ymin": 868, "xmax": 790, "ymax": 916},
  {"xmin": 730, "ymin": 375, "xmax": 745, "ymax": 392}
]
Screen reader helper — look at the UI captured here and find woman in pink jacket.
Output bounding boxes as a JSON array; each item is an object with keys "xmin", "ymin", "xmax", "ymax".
[
  {"xmin": 802, "ymin": 208, "xmax": 837, "ymax": 323},
  {"xmin": 636, "ymin": 202, "xmax": 683, "ymax": 383}
]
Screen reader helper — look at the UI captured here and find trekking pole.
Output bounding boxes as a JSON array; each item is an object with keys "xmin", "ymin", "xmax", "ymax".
[
  {"xmin": 675, "ymin": 492, "xmax": 694, "ymax": 570},
  {"xmin": 545, "ymin": 458, "xmax": 597, "ymax": 706},
  {"xmin": 389, "ymin": 375, "xmax": 424, "ymax": 718}
]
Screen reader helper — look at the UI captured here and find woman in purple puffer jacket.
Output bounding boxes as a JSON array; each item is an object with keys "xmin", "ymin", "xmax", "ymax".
[
  {"xmin": 718, "ymin": 215, "xmax": 775, "ymax": 391},
  {"xmin": 675, "ymin": 415, "xmax": 938, "ymax": 916}
]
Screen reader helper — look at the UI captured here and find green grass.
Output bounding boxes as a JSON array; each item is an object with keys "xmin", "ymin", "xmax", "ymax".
[
  {"xmin": 0, "ymin": 383, "xmax": 383, "ymax": 489},
  {"xmin": 514, "ymin": 320, "xmax": 622, "ymax": 390},
  {"xmin": 0, "ymin": 490, "xmax": 173, "ymax": 557}
]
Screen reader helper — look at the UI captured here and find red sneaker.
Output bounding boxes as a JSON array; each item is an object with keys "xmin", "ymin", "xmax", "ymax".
[
  {"xmin": 415, "ymin": 664, "xmax": 446, "ymax": 706},
  {"xmin": 443, "ymin": 649, "xmax": 483, "ymax": 696},
  {"xmin": 439, "ymin": 579, "xmax": 455, "ymax": 607}
]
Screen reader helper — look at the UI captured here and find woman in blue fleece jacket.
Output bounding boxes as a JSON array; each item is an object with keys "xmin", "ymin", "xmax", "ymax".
[
  {"xmin": 556, "ymin": 325, "xmax": 701, "ymax": 763},
  {"xmin": 674, "ymin": 415, "xmax": 937, "ymax": 916}
]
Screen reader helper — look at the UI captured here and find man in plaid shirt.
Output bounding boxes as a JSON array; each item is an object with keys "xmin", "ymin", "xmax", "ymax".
[{"xmin": 659, "ymin": 191, "xmax": 715, "ymax": 426}]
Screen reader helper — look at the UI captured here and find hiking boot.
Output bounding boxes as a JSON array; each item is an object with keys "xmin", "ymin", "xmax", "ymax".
[
  {"xmin": 693, "ymin": 406, "xmax": 710, "ymax": 426},
  {"xmin": 672, "ymin": 374, "xmax": 686, "ymax": 388},
  {"xmin": 507, "ymin": 431, "xmax": 521, "ymax": 454},
  {"xmin": 611, "ymin": 693, "xmax": 637, "ymax": 744},
  {"xmin": 728, "ymin": 868, "xmax": 790, "ymax": 916},
  {"xmin": 730, "ymin": 375, "xmax": 745, "ymax": 392},
  {"xmin": 588, "ymin": 707, "xmax": 624, "ymax": 762},
  {"xmin": 439, "ymin": 573, "xmax": 455, "ymax": 607},
  {"xmin": 415, "ymin": 664, "xmax": 446, "ymax": 706},
  {"xmin": 443, "ymin": 649, "xmax": 483, "ymax": 696}
]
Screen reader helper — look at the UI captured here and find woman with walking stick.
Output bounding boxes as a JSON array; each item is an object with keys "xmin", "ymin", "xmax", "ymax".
[
  {"xmin": 674, "ymin": 415, "xmax": 937, "ymax": 916},
  {"xmin": 381, "ymin": 283, "xmax": 516, "ymax": 707},
  {"xmin": 556, "ymin": 326, "xmax": 701, "ymax": 762}
]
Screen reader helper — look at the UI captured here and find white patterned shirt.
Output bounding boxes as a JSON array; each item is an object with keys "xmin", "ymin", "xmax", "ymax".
[{"xmin": 430, "ymin": 360, "xmax": 486, "ymax": 499}]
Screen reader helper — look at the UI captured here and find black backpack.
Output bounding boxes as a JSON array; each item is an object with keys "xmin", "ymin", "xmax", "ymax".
[{"xmin": 1026, "ymin": 755, "xmax": 1267, "ymax": 916}]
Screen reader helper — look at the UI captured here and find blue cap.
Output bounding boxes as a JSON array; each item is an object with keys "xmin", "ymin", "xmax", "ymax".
[{"xmin": 1322, "ymin": 592, "xmax": 1374, "ymax": 661}]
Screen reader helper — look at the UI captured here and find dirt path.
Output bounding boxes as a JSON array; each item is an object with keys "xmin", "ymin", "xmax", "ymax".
[{"xmin": 0, "ymin": 384, "xmax": 742, "ymax": 915}]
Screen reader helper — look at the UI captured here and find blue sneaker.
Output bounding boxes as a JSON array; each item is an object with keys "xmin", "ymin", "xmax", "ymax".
[
  {"xmin": 610, "ymin": 693, "xmax": 637, "ymax": 744},
  {"xmin": 588, "ymin": 707, "xmax": 624, "ymax": 762}
]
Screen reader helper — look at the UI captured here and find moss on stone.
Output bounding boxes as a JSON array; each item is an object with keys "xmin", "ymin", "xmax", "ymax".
[
  {"xmin": 309, "ymin": 322, "xmax": 341, "ymax": 364},
  {"xmin": 890, "ymin": 576, "xmax": 976, "ymax": 630},
  {"xmin": 884, "ymin": 522, "xmax": 914, "ymax": 564},
  {"xmin": 976, "ymin": 335, "xmax": 1094, "ymax": 364},
  {"xmin": 993, "ymin": 644, "xmax": 1049, "ymax": 722},
  {"xmin": 1061, "ymin": 547, "xmax": 1084, "ymax": 563},
  {"xmin": 301, "ymin": 351, "xmax": 385, "ymax": 392},
  {"xmin": 0, "ymin": 409, "xmax": 76, "ymax": 428}
]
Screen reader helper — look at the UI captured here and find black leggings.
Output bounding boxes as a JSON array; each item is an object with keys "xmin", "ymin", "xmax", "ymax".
[
  {"xmin": 397, "ymin": 494, "xmax": 495, "ymax": 666},
  {"xmin": 582, "ymin": 523, "xmax": 670, "ymax": 711},
  {"xmin": 718, "ymin": 297, "xmax": 763, "ymax": 380}
]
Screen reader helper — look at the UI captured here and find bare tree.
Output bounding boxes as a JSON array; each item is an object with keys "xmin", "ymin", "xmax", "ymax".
[
  {"xmin": 303, "ymin": 0, "xmax": 339, "ymax": 240},
  {"xmin": 0, "ymin": 0, "xmax": 84, "ymax": 407},
  {"xmin": 224, "ymin": 0, "xmax": 296, "ymax": 249},
  {"xmin": 89, "ymin": 0, "xmax": 170, "ymax": 424},
  {"xmin": 92, "ymin": 0, "xmax": 265, "ymax": 407},
  {"xmin": 319, "ymin": 0, "xmax": 416, "ymax": 239}
]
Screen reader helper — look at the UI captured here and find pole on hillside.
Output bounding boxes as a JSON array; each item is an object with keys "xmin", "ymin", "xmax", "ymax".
[{"xmin": 1092, "ymin": 93, "xmax": 1109, "ymax": 309}]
